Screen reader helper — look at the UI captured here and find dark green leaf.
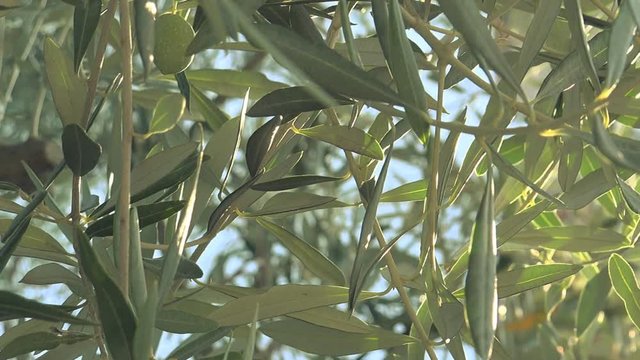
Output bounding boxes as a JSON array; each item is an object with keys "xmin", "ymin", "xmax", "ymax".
[
  {"xmin": 245, "ymin": 116, "xmax": 280, "ymax": 176},
  {"xmin": 289, "ymin": 4, "xmax": 324, "ymax": 45},
  {"xmin": 0, "ymin": 214, "xmax": 32, "ymax": 273},
  {"xmin": 0, "ymin": 331, "xmax": 92, "ymax": 360},
  {"xmin": 86, "ymin": 201, "xmax": 186, "ymax": 238},
  {"xmin": 143, "ymin": 256, "xmax": 204, "ymax": 279},
  {"xmin": 73, "ymin": 0, "xmax": 101, "ymax": 72},
  {"xmin": 465, "ymin": 165, "xmax": 496, "ymax": 359},
  {"xmin": 62, "ymin": 124, "xmax": 102, "ymax": 176},
  {"xmin": 247, "ymin": 192, "xmax": 340, "ymax": 217},
  {"xmin": 244, "ymin": 23, "xmax": 402, "ymax": 104},
  {"xmin": 155, "ymin": 309, "xmax": 218, "ymax": 333},
  {"xmin": 251, "ymin": 175, "xmax": 342, "ymax": 191},
  {"xmin": 438, "ymin": 0, "xmax": 526, "ymax": 100},
  {"xmin": 175, "ymin": 71, "xmax": 191, "ymax": 111},
  {"xmin": 0, "ymin": 291, "xmax": 91, "ymax": 325},
  {"xmin": 576, "ymin": 267, "xmax": 611, "ymax": 336},
  {"xmin": 609, "ymin": 254, "xmax": 640, "ymax": 331},
  {"xmin": 247, "ymin": 86, "xmax": 354, "ymax": 117},
  {"xmin": 261, "ymin": 318, "xmax": 416, "ymax": 356},
  {"xmin": 93, "ymin": 142, "xmax": 198, "ymax": 217},
  {"xmin": 74, "ymin": 227, "xmax": 136, "ymax": 360}
]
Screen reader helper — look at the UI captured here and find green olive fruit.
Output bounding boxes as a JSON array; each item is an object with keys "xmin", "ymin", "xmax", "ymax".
[{"xmin": 153, "ymin": 13, "xmax": 195, "ymax": 75}]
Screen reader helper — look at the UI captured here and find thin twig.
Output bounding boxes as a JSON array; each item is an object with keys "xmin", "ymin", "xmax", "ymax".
[{"xmin": 117, "ymin": 0, "xmax": 134, "ymax": 296}]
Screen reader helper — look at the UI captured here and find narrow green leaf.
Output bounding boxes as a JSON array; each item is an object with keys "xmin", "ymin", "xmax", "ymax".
[
  {"xmin": 380, "ymin": 179, "xmax": 427, "ymax": 202},
  {"xmin": 133, "ymin": 280, "xmax": 158, "ymax": 360},
  {"xmin": 488, "ymin": 145, "xmax": 564, "ymax": 206},
  {"xmin": 617, "ymin": 176, "xmax": 640, "ymax": 214},
  {"xmin": 506, "ymin": 226, "xmax": 631, "ymax": 252},
  {"xmin": 0, "ymin": 331, "xmax": 92, "ymax": 360},
  {"xmin": 175, "ymin": 70, "xmax": 191, "ymax": 111},
  {"xmin": 438, "ymin": 1, "xmax": 525, "ymax": 100},
  {"xmin": 591, "ymin": 118, "xmax": 640, "ymax": 172},
  {"xmin": 143, "ymin": 256, "xmax": 203, "ymax": 279},
  {"xmin": 257, "ymin": 218, "xmax": 345, "ymax": 285},
  {"xmin": 209, "ymin": 284, "xmax": 378, "ymax": 327},
  {"xmin": 564, "ymin": 0, "xmax": 600, "ymax": 93},
  {"xmin": 444, "ymin": 45, "xmax": 478, "ymax": 89},
  {"xmin": 261, "ymin": 318, "xmax": 417, "ymax": 356},
  {"xmin": 245, "ymin": 22, "xmax": 402, "ymax": 104},
  {"xmin": 0, "ymin": 214, "xmax": 33, "ymax": 273},
  {"xmin": 155, "ymin": 309, "xmax": 218, "ymax": 334},
  {"xmin": 247, "ymin": 86, "xmax": 354, "ymax": 117},
  {"xmin": 129, "ymin": 208, "xmax": 147, "ymax": 314},
  {"xmin": 62, "ymin": 124, "xmax": 102, "ymax": 176},
  {"xmin": 146, "ymin": 93, "xmax": 186, "ymax": 137},
  {"xmin": 251, "ymin": 175, "xmax": 342, "ymax": 192},
  {"xmin": 295, "ymin": 124, "xmax": 384, "ymax": 160},
  {"xmin": 191, "ymin": 85, "xmax": 229, "ymax": 131},
  {"xmin": 247, "ymin": 192, "xmax": 340, "ymax": 217},
  {"xmin": 74, "ymin": 227, "xmax": 136, "ymax": 360},
  {"xmin": 93, "ymin": 142, "xmax": 198, "ymax": 217},
  {"xmin": 289, "ymin": 4, "xmax": 324, "ymax": 45},
  {"xmin": 465, "ymin": 164, "xmax": 496, "ymax": 359},
  {"xmin": 349, "ymin": 133, "xmax": 394, "ymax": 310},
  {"xmin": 609, "ymin": 254, "xmax": 640, "ymax": 331},
  {"xmin": 576, "ymin": 267, "xmax": 611, "ymax": 336},
  {"xmin": 606, "ymin": 1, "xmax": 637, "ymax": 89},
  {"xmin": 496, "ymin": 264, "xmax": 582, "ymax": 298},
  {"xmin": 43, "ymin": 37, "xmax": 88, "ymax": 126},
  {"xmin": 20, "ymin": 263, "xmax": 85, "ymax": 296},
  {"xmin": 0, "ymin": 291, "xmax": 91, "ymax": 325},
  {"xmin": 385, "ymin": 0, "xmax": 430, "ymax": 143},
  {"xmin": 245, "ymin": 116, "xmax": 280, "ymax": 177},
  {"xmin": 134, "ymin": 0, "xmax": 155, "ymax": 78},
  {"xmin": 73, "ymin": 0, "xmax": 101, "ymax": 72},
  {"xmin": 86, "ymin": 201, "xmax": 185, "ymax": 238},
  {"xmin": 183, "ymin": 69, "xmax": 286, "ymax": 99},
  {"xmin": 166, "ymin": 327, "xmax": 232, "ymax": 360}
]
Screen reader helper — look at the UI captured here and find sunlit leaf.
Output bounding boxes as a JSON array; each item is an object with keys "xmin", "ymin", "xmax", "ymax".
[
  {"xmin": 465, "ymin": 165, "xmax": 496, "ymax": 359},
  {"xmin": 183, "ymin": 69, "xmax": 286, "ymax": 99},
  {"xmin": 20, "ymin": 263, "xmax": 85, "ymax": 297},
  {"xmin": 506, "ymin": 226, "xmax": 631, "ymax": 252},
  {"xmin": 210, "ymin": 284, "xmax": 379, "ymax": 327},
  {"xmin": 295, "ymin": 124, "xmax": 384, "ymax": 160},
  {"xmin": 609, "ymin": 254, "xmax": 640, "ymax": 331},
  {"xmin": 43, "ymin": 37, "xmax": 88, "ymax": 126},
  {"xmin": 146, "ymin": 93, "xmax": 186, "ymax": 137},
  {"xmin": 247, "ymin": 192, "xmax": 341, "ymax": 217},
  {"xmin": 257, "ymin": 218, "xmax": 345, "ymax": 285},
  {"xmin": 261, "ymin": 318, "xmax": 417, "ymax": 356}
]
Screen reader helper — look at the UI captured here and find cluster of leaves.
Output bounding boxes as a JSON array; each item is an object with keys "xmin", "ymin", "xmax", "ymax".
[{"xmin": 2, "ymin": 0, "xmax": 640, "ymax": 359}]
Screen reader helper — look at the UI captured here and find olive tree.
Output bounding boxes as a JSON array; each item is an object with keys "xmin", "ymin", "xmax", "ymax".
[{"xmin": 1, "ymin": 0, "xmax": 640, "ymax": 359}]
